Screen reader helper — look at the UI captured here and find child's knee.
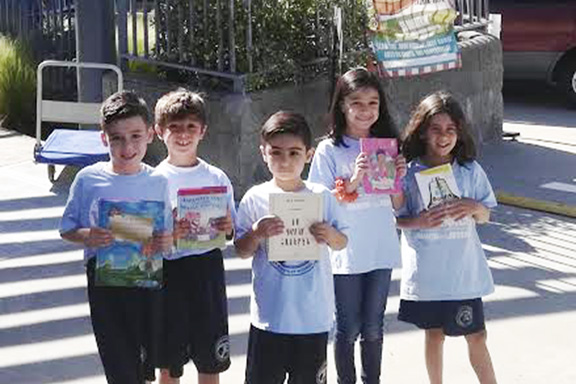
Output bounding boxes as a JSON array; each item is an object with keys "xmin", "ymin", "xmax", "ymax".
[{"xmin": 465, "ymin": 329, "xmax": 488, "ymax": 346}]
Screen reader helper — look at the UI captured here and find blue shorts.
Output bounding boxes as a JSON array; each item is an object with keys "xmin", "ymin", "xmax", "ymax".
[{"xmin": 398, "ymin": 298, "xmax": 486, "ymax": 336}]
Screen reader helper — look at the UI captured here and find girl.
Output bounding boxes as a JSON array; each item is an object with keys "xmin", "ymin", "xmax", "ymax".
[
  {"xmin": 308, "ymin": 67, "xmax": 406, "ymax": 384},
  {"xmin": 397, "ymin": 91, "xmax": 498, "ymax": 384}
]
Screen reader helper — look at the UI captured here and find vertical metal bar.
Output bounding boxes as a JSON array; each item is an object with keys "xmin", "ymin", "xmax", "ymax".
[
  {"xmin": 246, "ymin": 0, "xmax": 252, "ymax": 73},
  {"xmin": 188, "ymin": 0, "xmax": 195, "ymax": 65},
  {"xmin": 68, "ymin": 0, "xmax": 74, "ymax": 60},
  {"xmin": 177, "ymin": 1, "xmax": 184, "ymax": 62},
  {"xmin": 17, "ymin": 0, "xmax": 22, "ymax": 38},
  {"xmin": 166, "ymin": 0, "xmax": 172, "ymax": 58},
  {"xmin": 216, "ymin": 0, "xmax": 223, "ymax": 71},
  {"xmin": 142, "ymin": 0, "xmax": 149, "ymax": 57},
  {"xmin": 58, "ymin": 0, "xmax": 64, "ymax": 58},
  {"xmin": 203, "ymin": 0, "xmax": 208, "ymax": 66},
  {"xmin": 130, "ymin": 0, "xmax": 137, "ymax": 56},
  {"xmin": 228, "ymin": 0, "xmax": 235, "ymax": 72},
  {"xmin": 154, "ymin": 0, "xmax": 160, "ymax": 55},
  {"xmin": 117, "ymin": 0, "xmax": 129, "ymax": 68}
]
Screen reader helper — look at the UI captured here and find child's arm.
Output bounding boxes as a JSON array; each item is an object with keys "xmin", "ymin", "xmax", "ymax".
[
  {"xmin": 443, "ymin": 198, "xmax": 491, "ymax": 223},
  {"xmin": 396, "ymin": 205, "xmax": 448, "ymax": 229},
  {"xmin": 61, "ymin": 227, "xmax": 113, "ymax": 248},
  {"xmin": 390, "ymin": 154, "xmax": 407, "ymax": 210},
  {"xmin": 309, "ymin": 222, "xmax": 347, "ymax": 251},
  {"xmin": 345, "ymin": 152, "xmax": 369, "ymax": 194},
  {"xmin": 234, "ymin": 215, "xmax": 284, "ymax": 259},
  {"xmin": 213, "ymin": 208, "xmax": 235, "ymax": 239}
]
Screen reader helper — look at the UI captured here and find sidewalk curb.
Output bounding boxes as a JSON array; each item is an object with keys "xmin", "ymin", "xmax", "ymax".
[{"xmin": 496, "ymin": 191, "xmax": 576, "ymax": 219}]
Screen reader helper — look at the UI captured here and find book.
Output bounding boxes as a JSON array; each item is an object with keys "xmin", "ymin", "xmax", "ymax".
[
  {"xmin": 177, "ymin": 186, "xmax": 228, "ymax": 251},
  {"xmin": 96, "ymin": 199, "xmax": 165, "ymax": 289},
  {"xmin": 360, "ymin": 138, "xmax": 402, "ymax": 194},
  {"xmin": 268, "ymin": 192, "xmax": 323, "ymax": 261},
  {"xmin": 414, "ymin": 163, "xmax": 461, "ymax": 209}
]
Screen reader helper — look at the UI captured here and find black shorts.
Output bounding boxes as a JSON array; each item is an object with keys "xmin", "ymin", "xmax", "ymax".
[
  {"xmin": 86, "ymin": 258, "xmax": 162, "ymax": 383},
  {"xmin": 245, "ymin": 325, "xmax": 328, "ymax": 384},
  {"xmin": 158, "ymin": 249, "xmax": 231, "ymax": 377},
  {"xmin": 398, "ymin": 298, "xmax": 486, "ymax": 336}
]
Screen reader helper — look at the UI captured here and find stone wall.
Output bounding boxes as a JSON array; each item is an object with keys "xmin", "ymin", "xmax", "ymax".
[{"xmin": 125, "ymin": 32, "xmax": 503, "ymax": 198}]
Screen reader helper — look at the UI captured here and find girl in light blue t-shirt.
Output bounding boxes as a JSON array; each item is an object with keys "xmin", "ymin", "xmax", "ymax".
[
  {"xmin": 308, "ymin": 67, "xmax": 406, "ymax": 384},
  {"xmin": 397, "ymin": 91, "xmax": 498, "ymax": 384}
]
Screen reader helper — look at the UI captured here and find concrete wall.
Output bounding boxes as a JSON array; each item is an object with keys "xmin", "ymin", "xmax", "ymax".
[{"xmin": 125, "ymin": 32, "xmax": 503, "ymax": 198}]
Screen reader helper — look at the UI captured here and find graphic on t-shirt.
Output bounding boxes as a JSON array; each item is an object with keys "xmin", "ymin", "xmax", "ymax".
[
  {"xmin": 415, "ymin": 163, "xmax": 461, "ymax": 209},
  {"xmin": 360, "ymin": 138, "xmax": 401, "ymax": 194},
  {"xmin": 96, "ymin": 199, "xmax": 165, "ymax": 289}
]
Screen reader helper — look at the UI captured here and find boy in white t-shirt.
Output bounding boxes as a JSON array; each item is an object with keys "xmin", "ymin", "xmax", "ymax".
[
  {"xmin": 152, "ymin": 89, "xmax": 234, "ymax": 384},
  {"xmin": 60, "ymin": 91, "xmax": 172, "ymax": 384},
  {"xmin": 235, "ymin": 111, "xmax": 348, "ymax": 384}
]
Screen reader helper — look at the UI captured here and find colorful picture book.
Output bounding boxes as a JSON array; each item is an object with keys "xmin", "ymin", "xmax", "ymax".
[
  {"xmin": 414, "ymin": 163, "xmax": 461, "ymax": 209},
  {"xmin": 360, "ymin": 138, "xmax": 402, "ymax": 194},
  {"xmin": 96, "ymin": 199, "xmax": 165, "ymax": 289},
  {"xmin": 177, "ymin": 186, "xmax": 228, "ymax": 251},
  {"xmin": 268, "ymin": 193, "xmax": 323, "ymax": 261}
]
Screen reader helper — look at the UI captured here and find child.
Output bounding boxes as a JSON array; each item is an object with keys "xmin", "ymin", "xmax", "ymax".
[
  {"xmin": 60, "ymin": 91, "xmax": 172, "ymax": 384},
  {"xmin": 397, "ymin": 91, "xmax": 498, "ymax": 384},
  {"xmin": 153, "ymin": 89, "xmax": 234, "ymax": 384},
  {"xmin": 235, "ymin": 111, "xmax": 348, "ymax": 384},
  {"xmin": 307, "ymin": 67, "xmax": 406, "ymax": 384}
]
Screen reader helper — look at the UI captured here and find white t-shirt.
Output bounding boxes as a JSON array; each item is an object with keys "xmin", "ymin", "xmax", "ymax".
[
  {"xmin": 307, "ymin": 136, "xmax": 402, "ymax": 274},
  {"xmin": 154, "ymin": 158, "xmax": 236, "ymax": 259},
  {"xmin": 60, "ymin": 162, "xmax": 172, "ymax": 261},
  {"xmin": 235, "ymin": 181, "xmax": 347, "ymax": 334},
  {"xmin": 398, "ymin": 159, "xmax": 497, "ymax": 301}
]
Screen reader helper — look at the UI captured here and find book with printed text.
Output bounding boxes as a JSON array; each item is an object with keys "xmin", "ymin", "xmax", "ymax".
[
  {"xmin": 414, "ymin": 163, "xmax": 461, "ymax": 209},
  {"xmin": 177, "ymin": 186, "xmax": 228, "ymax": 251},
  {"xmin": 360, "ymin": 138, "xmax": 401, "ymax": 194},
  {"xmin": 96, "ymin": 199, "xmax": 165, "ymax": 288},
  {"xmin": 268, "ymin": 192, "xmax": 323, "ymax": 261}
]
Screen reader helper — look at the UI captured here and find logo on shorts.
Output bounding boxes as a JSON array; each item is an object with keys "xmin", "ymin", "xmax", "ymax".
[
  {"xmin": 455, "ymin": 305, "xmax": 474, "ymax": 328},
  {"xmin": 214, "ymin": 335, "xmax": 230, "ymax": 362},
  {"xmin": 316, "ymin": 361, "xmax": 327, "ymax": 384}
]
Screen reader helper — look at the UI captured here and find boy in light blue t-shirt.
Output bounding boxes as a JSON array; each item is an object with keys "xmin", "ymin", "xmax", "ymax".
[
  {"xmin": 235, "ymin": 111, "xmax": 348, "ymax": 384},
  {"xmin": 60, "ymin": 91, "xmax": 172, "ymax": 384}
]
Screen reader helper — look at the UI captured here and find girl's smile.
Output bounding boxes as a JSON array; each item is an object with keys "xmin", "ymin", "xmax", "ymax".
[
  {"xmin": 341, "ymin": 87, "xmax": 380, "ymax": 138},
  {"xmin": 423, "ymin": 113, "xmax": 458, "ymax": 166}
]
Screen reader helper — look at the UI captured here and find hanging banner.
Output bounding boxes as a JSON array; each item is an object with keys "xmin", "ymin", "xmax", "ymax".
[{"xmin": 369, "ymin": 0, "xmax": 460, "ymax": 77}]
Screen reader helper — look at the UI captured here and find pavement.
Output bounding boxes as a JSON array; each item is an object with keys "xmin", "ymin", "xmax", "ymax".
[{"xmin": 0, "ymin": 98, "xmax": 575, "ymax": 383}]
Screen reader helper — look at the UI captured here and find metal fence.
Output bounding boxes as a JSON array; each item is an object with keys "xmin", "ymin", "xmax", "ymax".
[{"xmin": 454, "ymin": 0, "xmax": 490, "ymax": 32}]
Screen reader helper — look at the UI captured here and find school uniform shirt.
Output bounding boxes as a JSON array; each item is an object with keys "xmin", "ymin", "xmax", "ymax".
[
  {"xmin": 308, "ymin": 136, "xmax": 402, "ymax": 274},
  {"xmin": 154, "ymin": 158, "xmax": 236, "ymax": 259},
  {"xmin": 398, "ymin": 159, "xmax": 497, "ymax": 301},
  {"xmin": 235, "ymin": 181, "xmax": 347, "ymax": 334},
  {"xmin": 60, "ymin": 162, "xmax": 172, "ymax": 261}
]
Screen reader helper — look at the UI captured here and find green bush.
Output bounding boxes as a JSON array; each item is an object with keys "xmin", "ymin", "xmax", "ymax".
[{"xmin": 0, "ymin": 35, "xmax": 36, "ymax": 136}]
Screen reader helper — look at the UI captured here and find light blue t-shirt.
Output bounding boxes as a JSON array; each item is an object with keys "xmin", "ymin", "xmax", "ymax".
[
  {"xmin": 398, "ymin": 159, "xmax": 497, "ymax": 301},
  {"xmin": 235, "ymin": 181, "xmax": 347, "ymax": 334},
  {"xmin": 60, "ymin": 162, "xmax": 172, "ymax": 261},
  {"xmin": 307, "ymin": 136, "xmax": 401, "ymax": 274},
  {"xmin": 154, "ymin": 158, "xmax": 236, "ymax": 259}
]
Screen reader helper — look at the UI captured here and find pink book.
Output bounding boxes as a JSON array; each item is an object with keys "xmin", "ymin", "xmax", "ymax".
[{"xmin": 360, "ymin": 138, "xmax": 401, "ymax": 194}]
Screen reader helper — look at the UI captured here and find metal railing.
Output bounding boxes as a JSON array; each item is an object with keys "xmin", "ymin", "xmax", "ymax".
[{"xmin": 454, "ymin": 0, "xmax": 490, "ymax": 32}]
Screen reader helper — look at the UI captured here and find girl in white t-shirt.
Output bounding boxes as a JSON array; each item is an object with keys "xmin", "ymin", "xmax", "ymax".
[
  {"xmin": 397, "ymin": 91, "xmax": 498, "ymax": 384},
  {"xmin": 308, "ymin": 67, "xmax": 406, "ymax": 384}
]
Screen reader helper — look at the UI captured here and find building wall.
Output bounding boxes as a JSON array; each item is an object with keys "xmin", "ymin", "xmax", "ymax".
[{"xmin": 125, "ymin": 33, "xmax": 503, "ymax": 197}]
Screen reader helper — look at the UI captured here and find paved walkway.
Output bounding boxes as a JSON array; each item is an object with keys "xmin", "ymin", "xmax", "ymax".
[{"xmin": 0, "ymin": 123, "xmax": 575, "ymax": 383}]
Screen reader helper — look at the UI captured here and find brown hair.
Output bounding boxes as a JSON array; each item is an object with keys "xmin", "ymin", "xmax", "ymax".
[
  {"xmin": 154, "ymin": 88, "xmax": 206, "ymax": 127},
  {"xmin": 401, "ymin": 91, "xmax": 476, "ymax": 164},
  {"xmin": 261, "ymin": 111, "xmax": 312, "ymax": 149},
  {"xmin": 100, "ymin": 91, "xmax": 150, "ymax": 131}
]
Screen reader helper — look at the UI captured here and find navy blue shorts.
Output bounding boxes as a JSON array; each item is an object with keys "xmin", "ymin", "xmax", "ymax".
[
  {"xmin": 398, "ymin": 298, "xmax": 486, "ymax": 336},
  {"xmin": 158, "ymin": 249, "xmax": 231, "ymax": 377}
]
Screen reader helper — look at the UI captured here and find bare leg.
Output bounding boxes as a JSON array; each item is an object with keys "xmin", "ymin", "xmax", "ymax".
[
  {"xmin": 198, "ymin": 373, "xmax": 220, "ymax": 384},
  {"xmin": 465, "ymin": 330, "xmax": 497, "ymax": 384},
  {"xmin": 425, "ymin": 329, "xmax": 445, "ymax": 384},
  {"xmin": 159, "ymin": 369, "xmax": 180, "ymax": 384}
]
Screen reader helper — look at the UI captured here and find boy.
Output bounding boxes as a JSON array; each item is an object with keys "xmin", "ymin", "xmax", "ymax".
[
  {"xmin": 153, "ymin": 89, "xmax": 234, "ymax": 384},
  {"xmin": 234, "ymin": 111, "xmax": 348, "ymax": 384},
  {"xmin": 60, "ymin": 91, "xmax": 172, "ymax": 384}
]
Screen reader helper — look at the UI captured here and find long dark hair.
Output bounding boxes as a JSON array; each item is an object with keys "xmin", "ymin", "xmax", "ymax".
[
  {"xmin": 327, "ymin": 67, "xmax": 396, "ymax": 147},
  {"xmin": 401, "ymin": 91, "xmax": 476, "ymax": 165}
]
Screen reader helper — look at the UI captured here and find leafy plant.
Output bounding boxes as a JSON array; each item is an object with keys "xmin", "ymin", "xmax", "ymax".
[{"xmin": 0, "ymin": 35, "xmax": 36, "ymax": 135}]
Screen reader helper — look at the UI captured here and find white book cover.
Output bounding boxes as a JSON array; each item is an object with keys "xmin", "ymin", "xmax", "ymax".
[
  {"xmin": 414, "ymin": 163, "xmax": 461, "ymax": 210},
  {"xmin": 268, "ymin": 193, "xmax": 323, "ymax": 261}
]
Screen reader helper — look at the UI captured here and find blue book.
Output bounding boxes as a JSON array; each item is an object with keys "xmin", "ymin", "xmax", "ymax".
[{"xmin": 96, "ymin": 199, "xmax": 165, "ymax": 289}]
